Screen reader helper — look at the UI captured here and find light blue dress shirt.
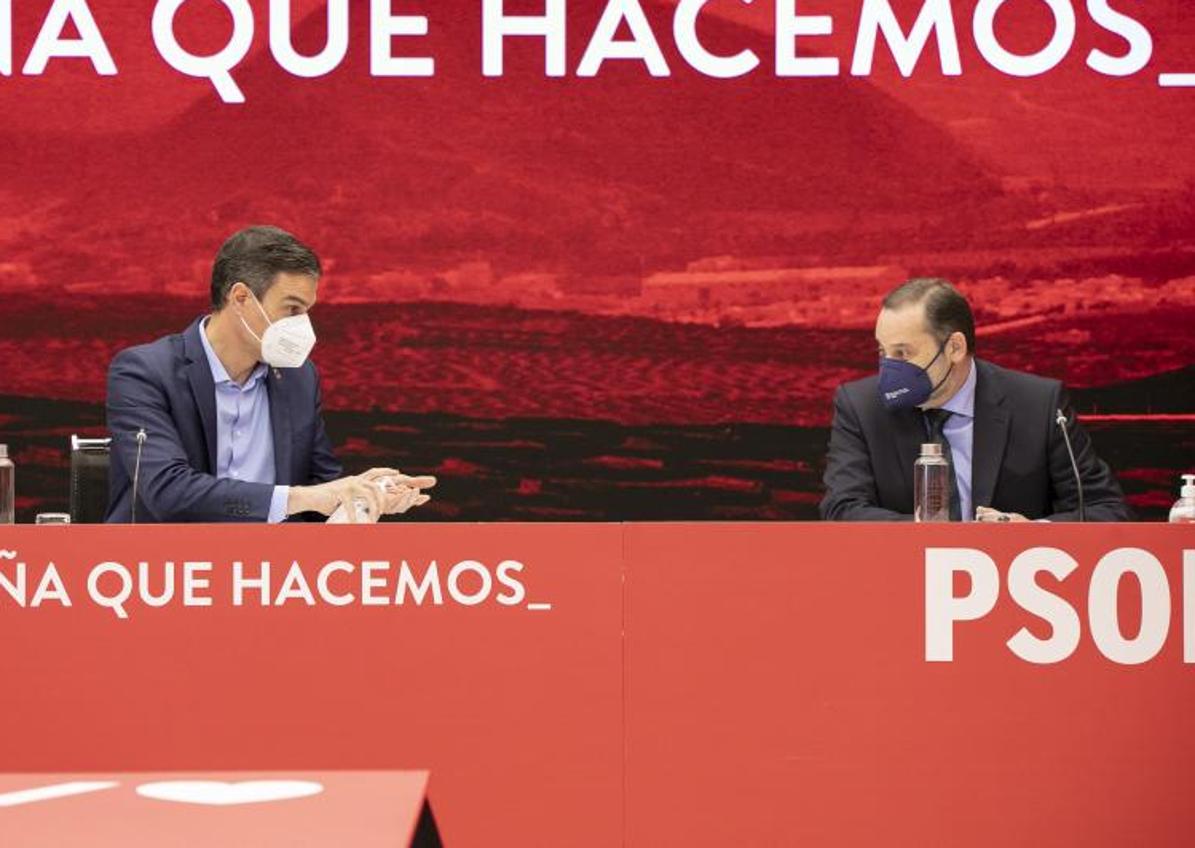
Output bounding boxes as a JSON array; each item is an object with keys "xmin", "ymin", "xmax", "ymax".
[
  {"xmin": 938, "ymin": 359, "xmax": 977, "ymax": 522},
  {"xmin": 199, "ymin": 318, "xmax": 289, "ymax": 523}
]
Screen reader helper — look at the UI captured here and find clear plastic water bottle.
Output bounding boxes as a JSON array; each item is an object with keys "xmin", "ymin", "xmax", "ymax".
[
  {"xmin": 0, "ymin": 444, "xmax": 14, "ymax": 524},
  {"xmin": 1170, "ymin": 474, "xmax": 1195, "ymax": 523},
  {"xmin": 914, "ymin": 442, "xmax": 951, "ymax": 522}
]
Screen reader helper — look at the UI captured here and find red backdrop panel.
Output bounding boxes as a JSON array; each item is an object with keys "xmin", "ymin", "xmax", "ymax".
[
  {"xmin": 0, "ymin": 524, "xmax": 625, "ymax": 847},
  {"xmin": 1, "ymin": 523, "xmax": 1193, "ymax": 844},
  {"xmin": 624, "ymin": 523, "xmax": 1195, "ymax": 846},
  {"xmin": 1, "ymin": 0, "xmax": 1192, "ymax": 521}
]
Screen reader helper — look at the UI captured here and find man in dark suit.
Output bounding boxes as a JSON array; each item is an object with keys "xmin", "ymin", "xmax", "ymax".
[
  {"xmin": 106, "ymin": 226, "xmax": 435, "ymax": 523},
  {"xmin": 820, "ymin": 278, "xmax": 1131, "ymax": 522}
]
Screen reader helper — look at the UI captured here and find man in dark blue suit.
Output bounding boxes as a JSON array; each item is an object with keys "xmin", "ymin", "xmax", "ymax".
[
  {"xmin": 105, "ymin": 226, "xmax": 435, "ymax": 523},
  {"xmin": 820, "ymin": 278, "xmax": 1131, "ymax": 522}
]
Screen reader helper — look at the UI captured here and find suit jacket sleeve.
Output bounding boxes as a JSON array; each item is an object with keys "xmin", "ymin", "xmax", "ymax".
[
  {"xmin": 107, "ymin": 348, "xmax": 275, "ymax": 522},
  {"xmin": 307, "ymin": 363, "xmax": 343, "ymax": 485},
  {"xmin": 1043, "ymin": 384, "xmax": 1134, "ymax": 522},
  {"xmin": 820, "ymin": 385, "xmax": 912, "ymax": 521}
]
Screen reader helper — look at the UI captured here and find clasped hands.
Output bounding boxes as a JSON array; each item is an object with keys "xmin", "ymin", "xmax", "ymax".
[
  {"xmin": 287, "ymin": 467, "xmax": 438, "ymax": 523},
  {"xmin": 974, "ymin": 506, "xmax": 1029, "ymax": 523}
]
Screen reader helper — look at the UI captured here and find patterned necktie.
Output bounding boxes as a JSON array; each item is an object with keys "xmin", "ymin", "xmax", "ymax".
[{"xmin": 923, "ymin": 408, "xmax": 962, "ymax": 521}]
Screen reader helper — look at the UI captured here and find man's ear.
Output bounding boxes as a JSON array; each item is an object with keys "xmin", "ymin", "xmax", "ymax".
[
  {"xmin": 227, "ymin": 282, "xmax": 249, "ymax": 309},
  {"xmin": 950, "ymin": 331, "xmax": 967, "ymax": 361}
]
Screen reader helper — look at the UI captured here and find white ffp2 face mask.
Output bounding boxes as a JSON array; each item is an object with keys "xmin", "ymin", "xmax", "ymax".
[{"xmin": 238, "ymin": 290, "xmax": 317, "ymax": 369}]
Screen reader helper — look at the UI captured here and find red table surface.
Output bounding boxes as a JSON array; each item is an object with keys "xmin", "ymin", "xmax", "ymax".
[{"xmin": 0, "ymin": 770, "xmax": 429, "ymax": 846}]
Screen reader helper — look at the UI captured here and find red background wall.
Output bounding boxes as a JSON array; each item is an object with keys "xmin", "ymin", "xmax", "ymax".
[{"xmin": 1, "ymin": 0, "xmax": 1192, "ymax": 521}]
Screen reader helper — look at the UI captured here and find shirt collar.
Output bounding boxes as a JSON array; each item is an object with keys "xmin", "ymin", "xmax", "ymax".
[
  {"xmin": 199, "ymin": 316, "xmax": 266, "ymax": 389},
  {"xmin": 941, "ymin": 358, "xmax": 977, "ymax": 419}
]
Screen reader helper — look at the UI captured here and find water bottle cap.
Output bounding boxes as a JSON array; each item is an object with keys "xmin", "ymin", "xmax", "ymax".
[
  {"xmin": 1182, "ymin": 474, "xmax": 1195, "ymax": 498},
  {"xmin": 920, "ymin": 442, "xmax": 944, "ymax": 457},
  {"xmin": 0, "ymin": 444, "xmax": 7, "ymax": 458}
]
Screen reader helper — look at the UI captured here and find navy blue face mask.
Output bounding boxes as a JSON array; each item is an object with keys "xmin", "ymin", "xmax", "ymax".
[{"xmin": 877, "ymin": 341, "xmax": 953, "ymax": 410}]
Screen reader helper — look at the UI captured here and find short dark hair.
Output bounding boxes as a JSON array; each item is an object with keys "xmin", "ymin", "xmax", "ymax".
[
  {"xmin": 210, "ymin": 225, "xmax": 321, "ymax": 309},
  {"xmin": 882, "ymin": 277, "xmax": 976, "ymax": 355}
]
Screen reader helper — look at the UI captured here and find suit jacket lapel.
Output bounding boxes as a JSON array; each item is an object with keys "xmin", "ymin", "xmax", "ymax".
[
  {"xmin": 890, "ymin": 407, "xmax": 926, "ymax": 507},
  {"xmin": 182, "ymin": 318, "xmax": 218, "ymax": 473},
  {"xmin": 972, "ymin": 359, "xmax": 1010, "ymax": 510},
  {"xmin": 267, "ymin": 367, "xmax": 294, "ymax": 485}
]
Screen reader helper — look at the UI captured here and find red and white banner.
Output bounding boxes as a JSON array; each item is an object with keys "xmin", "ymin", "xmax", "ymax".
[{"xmin": 2, "ymin": 522, "xmax": 1192, "ymax": 845}]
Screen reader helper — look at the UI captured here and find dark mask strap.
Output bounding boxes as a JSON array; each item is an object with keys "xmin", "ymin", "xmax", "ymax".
[{"xmin": 924, "ymin": 339, "xmax": 953, "ymax": 398}]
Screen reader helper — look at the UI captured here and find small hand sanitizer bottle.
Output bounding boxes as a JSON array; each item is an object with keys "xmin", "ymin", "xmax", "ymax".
[{"xmin": 1169, "ymin": 474, "xmax": 1195, "ymax": 523}]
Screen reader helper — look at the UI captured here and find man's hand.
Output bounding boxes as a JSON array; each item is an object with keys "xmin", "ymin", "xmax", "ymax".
[
  {"xmin": 287, "ymin": 467, "xmax": 405, "ymax": 523},
  {"xmin": 975, "ymin": 506, "xmax": 1029, "ymax": 523},
  {"xmin": 372, "ymin": 471, "xmax": 437, "ymax": 516}
]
